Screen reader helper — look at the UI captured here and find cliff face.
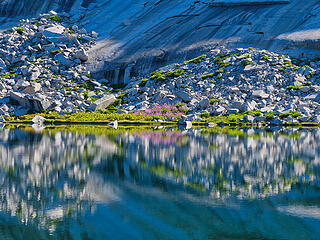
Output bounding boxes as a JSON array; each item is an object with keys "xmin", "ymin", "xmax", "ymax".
[
  {"xmin": 0, "ymin": 0, "xmax": 75, "ymax": 17},
  {"xmin": 1, "ymin": 0, "xmax": 320, "ymax": 83}
]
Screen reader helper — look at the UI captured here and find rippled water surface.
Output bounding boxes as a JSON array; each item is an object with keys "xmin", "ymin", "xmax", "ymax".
[{"xmin": 0, "ymin": 125, "xmax": 319, "ymax": 240}]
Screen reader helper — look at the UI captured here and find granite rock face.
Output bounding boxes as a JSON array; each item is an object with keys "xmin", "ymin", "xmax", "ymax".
[{"xmin": 1, "ymin": 0, "xmax": 320, "ymax": 84}]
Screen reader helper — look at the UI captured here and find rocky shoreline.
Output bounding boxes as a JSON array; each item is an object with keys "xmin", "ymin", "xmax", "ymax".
[{"xmin": 0, "ymin": 12, "xmax": 320, "ymax": 126}]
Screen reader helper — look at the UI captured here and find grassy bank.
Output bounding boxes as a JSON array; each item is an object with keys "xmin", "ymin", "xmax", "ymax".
[{"xmin": 4, "ymin": 110, "xmax": 320, "ymax": 127}]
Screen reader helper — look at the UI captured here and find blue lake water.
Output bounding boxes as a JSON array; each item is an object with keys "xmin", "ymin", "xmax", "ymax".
[{"xmin": 0, "ymin": 126, "xmax": 319, "ymax": 240}]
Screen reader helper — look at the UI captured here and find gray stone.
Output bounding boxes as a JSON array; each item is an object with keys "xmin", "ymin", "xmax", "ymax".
[
  {"xmin": 253, "ymin": 116, "xmax": 266, "ymax": 122},
  {"xmin": 199, "ymin": 98, "xmax": 210, "ymax": 108},
  {"xmin": 242, "ymin": 115, "xmax": 255, "ymax": 123},
  {"xmin": 175, "ymin": 90, "xmax": 192, "ymax": 102},
  {"xmin": 211, "ymin": 106, "xmax": 226, "ymax": 116},
  {"xmin": 298, "ymin": 116, "xmax": 311, "ymax": 122},
  {"xmin": 10, "ymin": 92, "xmax": 51, "ymax": 112},
  {"xmin": 32, "ymin": 115, "xmax": 46, "ymax": 124},
  {"xmin": 75, "ymin": 49, "xmax": 88, "ymax": 61},
  {"xmin": 54, "ymin": 53, "xmax": 73, "ymax": 67},
  {"xmin": 252, "ymin": 90, "xmax": 269, "ymax": 99},
  {"xmin": 227, "ymin": 108, "xmax": 239, "ymax": 114},
  {"xmin": 90, "ymin": 94, "xmax": 116, "ymax": 111},
  {"xmin": 269, "ymin": 117, "xmax": 283, "ymax": 126},
  {"xmin": 43, "ymin": 26, "xmax": 67, "ymax": 42}
]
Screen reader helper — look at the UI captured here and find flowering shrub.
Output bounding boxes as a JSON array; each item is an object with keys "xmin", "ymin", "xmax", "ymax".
[{"xmin": 134, "ymin": 103, "xmax": 188, "ymax": 118}]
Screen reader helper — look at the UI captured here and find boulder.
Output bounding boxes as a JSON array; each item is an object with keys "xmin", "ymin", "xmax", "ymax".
[
  {"xmin": 75, "ymin": 49, "xmax": 88, "ymax": 61},
  {"xmin": 32, "ymin": 115, "xmax": 46, "ymax": 124},
  {"xmin": 253, "ymin": 116, "xmax": 266, "ymax": 122},
  {"xmin": 9, "ymin": 92, "xmax": 51, "ymax": 112},
  {"xmin": 90, "ymin": 94, "xmax": 116, "ymax": 111},
  {"xmin": 0, "ymin": 58, "xmax": 6, "ymax": 69},
  {"xmin": 269, "ymin": 117, "xmax": 283, "ymax": 126},
  {"xmin": 43, "ymin": 26, "xmax": 67, "ymax": 42},
  {"xmin": 54, "ymin": 53, "xmax": 73, "ymax": 67},
  {"xmin": 211, "ymin": 106, "xmax": 226, "ymax": 116},
  {"xmin": 251, "ymin": 90, "xmax": 269, "ymax": 99},
  {"xmin": 175, "ymin": 90, "xmax": 192, "ymax": 102},
  {"xmin": 242, "ymin": 115, "xmax": 255, "ymax": 123},
  {"xmin": 199, "ymin": 98, "xmax": 210, "ymax": 108}
]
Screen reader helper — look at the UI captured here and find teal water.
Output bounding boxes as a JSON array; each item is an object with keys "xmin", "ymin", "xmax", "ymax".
[{"xmin": 0, "ymin": 126, "xmax": 319, "ymax": 240}]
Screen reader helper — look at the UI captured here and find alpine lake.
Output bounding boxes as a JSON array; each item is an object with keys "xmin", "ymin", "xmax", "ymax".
[{"xmin": 0, "ymin": 124, "xmax": 319, "ymax": 240}]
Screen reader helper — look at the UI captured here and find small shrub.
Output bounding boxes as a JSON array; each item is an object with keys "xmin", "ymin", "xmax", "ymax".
[
  {"xmin": 209, "ymin": 80, "xmax": 216, "ymax": 84},
  {"xmin": 209, "ymin": 98, "xmax": 221, "ymax": 104},
  {"xmin": 50, "ymin": 15, "xmax": 62, "ymax": 23},
  {"xmin": 216, "ymin": 69, "xmax": 224, "ymax": 74},
  {"xmin": 242, "ymin": 60, "xmax": 252, "ymax": 66},
  {"xmin": 50, "ymin": 50, "xmax": 63, "ymax": 55},
  {"xmin": 167, "ymin": 69, "xmax": 185, "ymax": 78},
  {"xmin": 180, "ymin": 84, "xmax": 189, "ymax": 88},
  {"xmin": 201, "ymin": 73, "xmax": 215, "ymax": 80},
  {"xmin": 16, "ymin": 28, "xmax": 25, "ymax": 34},
  {"xmin": 184, "ymin": 54, "xmax": 207, "ymax": 64},
  {"xmin": 200, "ymin": 112, "xmax": 210, "ymax": 118},
  {"xmin": 244, "ymin": 110, "xmax": 261, "ymax": 116},
  {"xmin": 175, "ymin": 102, "xmax": 187, "ymax": 108},
  {"xmin": 220, "ymin": 62, "xmax": 230, "ymax": 67},
  {"xmin": 81, "ymin": 81, "xmax": 95, "ymax": 91},
  {"xmin": 139, "ymin": 78, "xmax": 149, "ymax": 87},
  {"xmin": 279, "ymin": 111, "xmax": 301, "ymax": 119},
  {"xmin": 150, "ymin": 70, "xmax": 166, "ymax": 81},
  {"xmin": 264, "ymin": 111, "xmax": 276, "ymax": 120}
]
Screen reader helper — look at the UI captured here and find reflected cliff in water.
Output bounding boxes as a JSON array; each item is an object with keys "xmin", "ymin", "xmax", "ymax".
[{"xmin": 0, "ymin": 126, "xmax": 319, "ymax": 239}]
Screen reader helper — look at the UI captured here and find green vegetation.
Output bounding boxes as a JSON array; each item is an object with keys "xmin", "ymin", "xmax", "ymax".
[
  {"xmin": 201, "ymin": 73, "xmax": 215, "ymax": 80},
  {"xmin": 261, "ymin": 56, "xmax": 270, "ymax": 61},
  {"xmin": 10, "ymin": 111, "xmax": 170, "ymax": 123},
  {"xmin": 286, "ymin": 82, "xmax": 312, "ymax": 90},
  {"xmin": 242, "ymin": 60, "xmax": 252, "ymax": 66},
  {"xmin": 184, "ymin": 54, "xmax": 207, "ymax": 64},
  {"xmin": 279, "ymin": 111, "xmax": 302, "ymax": 119},
  {"xmin": 50, "ymin": 15, "xmax": 62, "ymax": 23},
  {"xmin": 200, "ymin": 112, "xmax": 210, "ymax": 118},
  {"xmin": 16, "ymin": 28, "xmax": 26, "ymax": 34},
  {"xmin": 167, "ymin": 69, "xmax": 185, "ymax": 78},
  {"xmin": 243, "ymin": 110, "xmax": 262, "ymax": 116},
  {"xmin": 209, "ymin": 98, "xmax": 221, "ymax": 104},
  {"xmin": 306, "ymin": 72, "xmax": 316, "ymax": 79},
  {"xmin": 264, "ymin": 111, "xmax": 276, "ymax": 120},
  {"xmin": 202, "ymin": 69, "xmax": 224, "ymax": 80},
  {"xmin": 50, "ymin": 50, "xmax": 63, "ymax": 55},
  {"xmin": 139, "ymin": 78, "xmax": 149, "ymax": 87},
  {"xmin": 150, "ymin": 69, "xmax": 186, "ymax": 81},
  {"xmin": 81, "ymin": 80, "xmax": 96, "ymax": 91},
  {"xmin": 175, "ymin": 102, "xmax": 187, "ymax": 108},
  {"xmin": 150, "ymin": 70, "xmax": 166, "ymax": 81}
]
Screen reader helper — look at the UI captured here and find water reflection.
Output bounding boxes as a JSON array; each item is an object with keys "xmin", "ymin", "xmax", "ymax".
[{"xmin": 0, "ymin": 126, "xmax": 319, "ymax": 239}]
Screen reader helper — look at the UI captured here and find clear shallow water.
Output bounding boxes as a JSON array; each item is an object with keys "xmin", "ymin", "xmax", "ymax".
[{"xmin": 0, "ymin": 126, "xmax": 319, "ymax": 240}]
